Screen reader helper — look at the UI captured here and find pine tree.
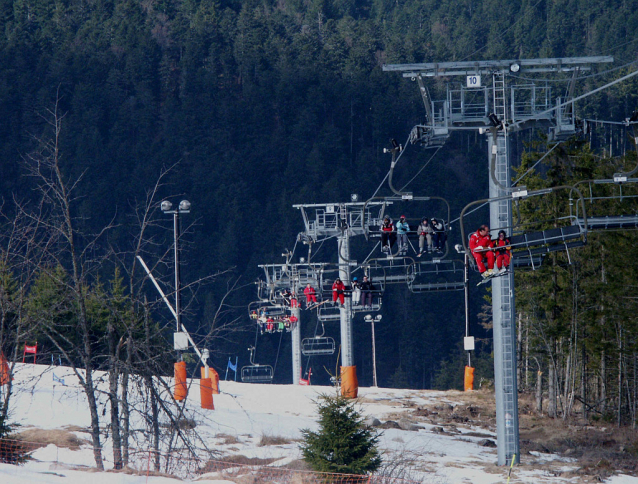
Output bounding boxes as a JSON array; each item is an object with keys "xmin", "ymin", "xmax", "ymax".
[{"xmin": 300, "ymin": 394, "xmax": 381, "ymax": 475}]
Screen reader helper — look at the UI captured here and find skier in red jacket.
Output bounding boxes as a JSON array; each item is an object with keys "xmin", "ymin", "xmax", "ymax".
[
  {"xmin": 494, "ymin": 230, "xmax": 512, "ymax": 273},
  {"xmin": 469, "ymin": 224, "xmax": 495, "ymax": 278},
  {"xmin": 303, "ymin": 283, "xmax": 317, "ymax": 308},
  {"xmin": 332, "ymin": 278, "xmax": 345, "ymax": 306}
]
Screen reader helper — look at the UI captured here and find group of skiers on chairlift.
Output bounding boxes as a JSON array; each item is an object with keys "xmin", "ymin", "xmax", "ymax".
[
  {"xmin": 250, "ymin": 310, "xmax": 298, "ymax": 334},
  {"xmin": 380, "ymin": 215, "xmax": 446, "ymax": 256},
  {"xmin": 469, "ymin": 225, "xmax": 512, "ymax": 279},
  {"xmin": 331, "ymin": 276, "xmax": 377, "ymax": 309}
]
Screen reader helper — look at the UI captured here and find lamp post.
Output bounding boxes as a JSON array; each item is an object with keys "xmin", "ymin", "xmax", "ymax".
[
  {"xmin": 364, "ymin": 314, "xmax": 382, "ymax": 387},
  {"xmin": 161, "ymin": 200, "xmax": 191, "ymax": 334}
]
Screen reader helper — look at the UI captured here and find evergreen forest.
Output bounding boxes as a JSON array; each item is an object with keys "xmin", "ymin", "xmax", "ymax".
[{"xmin": 2, "ymin": 0, "xmax": 638, "ymax": 458}]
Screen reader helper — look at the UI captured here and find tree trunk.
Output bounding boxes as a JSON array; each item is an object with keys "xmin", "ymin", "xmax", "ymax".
[
  {"xmin": 121, "ymin": 331, "xmax": 132, "ymax": 467},
  {"xmin": 84, "ymin": 367, "xmax": 104, "ymax": 470},
  {"xmin": 143, "ymin": 299, "xmax": 161, "ymax": 471},
  {"xmin": 107, "ymin": 319, "xmax": 123, "ymax": 470},
  {"xmin": 548, "ymin": 360, "xmax": 557, "ymax": 418},
  {"xmin": 582, "ymin": 334, "xmax": 588, "ymax": 421},
  {"xmin": 525, "ymin": 317, "xmax": 530, "ymax": 390},
  {"xmin": 600, "ymin": 348, "xmax": 607, "ymax": 415},
  {"xmin": 617, "ymin": 326, "xmax": 623, "ymax": 428},
  {"xmin": 563, "ymin": 352, "xmax": 572, "ymax": 420},
  {"xmin": 536, "ymin": 370, "xmax": 543, "ymax": 413}
]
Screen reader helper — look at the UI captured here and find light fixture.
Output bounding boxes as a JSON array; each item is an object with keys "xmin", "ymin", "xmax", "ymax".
[
  {"xmin": 510, "ymin": 63, "xmax": 520, "ymax": 73},
  {"xmin": 161, "ymin": 200, "xmax": 173, "ymax": 212},
  {"xmin": 179, "ymin": 200, "xmax": 191, "ymax": 212},
  {"xmin": 364, "ymin": 314, "xmax": 372, "ymax": 322},
  {"xmin": 351, "ymin": 193, "xmax": 359, "ymax": 202},
  {"xmin": 374, "ymin": 315, "xmax": 382, "ymax": 322}
]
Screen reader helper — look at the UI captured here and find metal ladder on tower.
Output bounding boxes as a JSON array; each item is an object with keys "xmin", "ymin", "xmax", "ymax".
[
  {"xmin": 490, "ymin": 71, "xmax": 519, "ymax": 465},
  {"xmin": 493, "ymin": 72, "xmax": 507, "ymax": 126}
]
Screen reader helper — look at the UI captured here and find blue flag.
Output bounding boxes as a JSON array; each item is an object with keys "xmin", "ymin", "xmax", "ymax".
[
  {"xmin": 52, "ymin": 373, "xmax": 65, "ymax": 385},
  {"xmin": 227, "ymin": 357, "xmax": 237, "ymax": 372}
]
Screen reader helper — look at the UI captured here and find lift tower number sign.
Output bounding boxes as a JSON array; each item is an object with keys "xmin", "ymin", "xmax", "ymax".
[{"xmin": 467, "ymin": 75, "xmax": 481, "ymax": 88}]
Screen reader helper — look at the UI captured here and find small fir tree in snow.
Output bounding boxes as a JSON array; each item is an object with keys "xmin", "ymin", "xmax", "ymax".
[{"xmin": 300, "ymin": 394, "xmax": 381, "ymax": 475}]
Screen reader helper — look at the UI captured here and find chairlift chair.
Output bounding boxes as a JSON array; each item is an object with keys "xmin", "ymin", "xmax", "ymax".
[
  {"xmin": 459, "ymin": 185, "xmax": 589, "ymax": 272},
  {"xmin": 363, "ymin": 196, "xmax": 452, "ymax": 260},
  {"xmin": 301, "ymin": 322, "xmax": 335, "ymax": 356},
  {"xmin": 240, "ymin": 346, "xmax": 274, "ymax": 383},
  {"xmin": 316, "ymin": 304, "xmax": 342, "ymax": 321},
  {"xmin": 407, "ymin": 259, "xmax": 466, "ymax": 293},
  {"xmin": 570, "ymin": 177, "xmax": 638, "ymax": 231}
]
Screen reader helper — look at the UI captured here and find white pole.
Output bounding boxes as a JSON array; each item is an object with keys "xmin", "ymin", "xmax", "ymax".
[{"xmin": 371, "ymin": 320, "xmax": 378, "ymax": 387}]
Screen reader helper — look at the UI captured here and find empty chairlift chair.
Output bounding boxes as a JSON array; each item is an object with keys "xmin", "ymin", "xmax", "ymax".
[
  {"xmin": 301, "ymin": 322, "xmax": 335, "ymax": 356},
  {"xmin": 570, "ymin": 177, "xmax": 638, "ymax": 231},
  {"xmin": 241, "ymin": 346, "xmax": 274, "ymax": 383}
]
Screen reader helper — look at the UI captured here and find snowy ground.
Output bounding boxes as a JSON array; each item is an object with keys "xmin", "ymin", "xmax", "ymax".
[{"xmin": 1, "ymin": 363, "xmax": 637, "ymax": 483}]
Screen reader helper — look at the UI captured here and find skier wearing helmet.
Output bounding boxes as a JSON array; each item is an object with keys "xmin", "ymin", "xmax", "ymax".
[
  {"xmin": 396, "ymin": 215, "xmax": 410, "ymax": 254},
  {"xmin": 351, "ymin": 277, "xmax": 361, "ymax": 306}
]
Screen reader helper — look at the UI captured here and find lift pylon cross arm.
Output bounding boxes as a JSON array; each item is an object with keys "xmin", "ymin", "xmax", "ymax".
[{"xmin": 382, "ymin": 56, "xmax": 613, "ymax": 77}]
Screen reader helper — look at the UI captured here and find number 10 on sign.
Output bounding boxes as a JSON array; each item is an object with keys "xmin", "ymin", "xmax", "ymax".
[{"xmin": 467, "ymin": 75, "xmax": 481, "ymax": 87}]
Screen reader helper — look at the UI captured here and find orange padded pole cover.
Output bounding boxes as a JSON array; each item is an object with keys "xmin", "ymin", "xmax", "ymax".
[
  {"xmin": 200, "ymin": 378, "xmax": 214, "ymax": 410},
  {"xmin": 340, "ymin": 365, "xmax": 358, "ymax": 398},
  {"xmin": 0, "ymin": 352, "xmax": 10, "ymax": 386},
  {"xmin": 201, "ymin": 367, "xmax": 220, "ymax": 394},
  {"xmin": 211, "ymin": 368, "xmax": 220, "ymax": 394},
  {"xmin": 174, "ymin": 361, "xmax": 188, "ymax": 401},
  {"xmin": 464, "ymin": 366, "xmax": 474, "ymax": 392}
]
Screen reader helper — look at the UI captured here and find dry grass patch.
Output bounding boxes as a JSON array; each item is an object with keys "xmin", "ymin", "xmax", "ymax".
[
  {"xmin": 215, "ymin": 433, "xmax": 241, "ymax": 445},
  {"xmin": 199, "ymin": 455, "xmax": 279, "ymax": 473},
  {"xmin": 258, "ymin": 434, "xmax": 293, "ymax": 446},
  {"xmin": 15, "ymin": 428, "xmax": 87, "ymax": 449}
]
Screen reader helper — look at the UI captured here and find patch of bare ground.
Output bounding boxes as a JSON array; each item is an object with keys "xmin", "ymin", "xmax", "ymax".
[
  {"xmin": 201, "ymin": 455, "xmax": 280, "ymax": 470},
  {"xmin": 409, "ymin": 388, "xmax": 638, "ymax": 480},
  {"xmin": 258, "ymin": 434, "xmax": 294, "ymax": 446},
  {"xmin": 15, "ymin": 428, "xmax": 88, "ymax": 449},
  {"xmin": 355, "ymin": 396, "xmax": 398, "ymax": 406},
  {"xmin": 215, "ymin": 433, "xmax": 242, "ymax": 445},
  {"xmin": 280, "ymin": 459, "xmax": 312, "ymax": 471}
]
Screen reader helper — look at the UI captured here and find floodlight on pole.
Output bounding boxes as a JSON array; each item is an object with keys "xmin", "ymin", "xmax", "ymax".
[
  {"xmin": 365, "ymin": 314, "xmax": 382, "ymax": 387},
  {"xmin": 161, "ymin": 200, "xmax": 191, "ymax": 334}
]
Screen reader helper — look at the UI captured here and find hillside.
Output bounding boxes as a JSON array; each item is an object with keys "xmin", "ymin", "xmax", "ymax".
[
  {"xmin": 1, "ymin": 363, "xmax": 637, "ymax": 483},
  {"xmin": 2, "ymin": 0, "xmax": 638, "ymax": 392}
]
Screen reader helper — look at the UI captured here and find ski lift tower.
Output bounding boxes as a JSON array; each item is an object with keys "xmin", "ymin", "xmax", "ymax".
[
  {"xmin": 383, "ymin": 56, "xmax": 614, "ymax": 465},
  {"xmin": 293, "ymin": 200, "xmax": 386, "ymax": 394},
  {"xmin": 257, "ymin": 259, "xmax": 329, "ymax": 384}
]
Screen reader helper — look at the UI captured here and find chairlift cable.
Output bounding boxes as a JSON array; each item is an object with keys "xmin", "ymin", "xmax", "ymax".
[
  {"xmin": 370, "ymin": 134, "xmax": 411, "ymax": 199},
  {"xmin": 271, "ymin": 329, "xmax": 284, "ymax": 380},
  {"xmin": 398, "ymin": 145, "xmax": 443, "ymax": 192},
  {"xmin": 509, "ymin": 59, "xmax": 638, "ymax": 83},
  {"xmin": 512, "ymin": 141, "xmax": 564, "ymax": 187},
  {"xmin": 450, "ymin": 201, "xmax": 489, "ymax": 226},
  {"xmin": 459, "ymin": 0, "xmax": 545, "ymax": 62}
]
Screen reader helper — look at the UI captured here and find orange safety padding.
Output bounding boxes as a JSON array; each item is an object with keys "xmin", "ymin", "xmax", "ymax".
[
  {"xmin": 174, "ymin": 361, "xmax": 188, "ymax": 401},
  {"xmin": 340, "ymin": 365, "xmax": 358, "ymax": 399},
  {"xmin": 464, "ymin": 366, "xmax": 474, "ymax": 392},
  {"xmin": 201, "ymin": 367, "xmax": 220, "ymax": 394},
  {"xmin": 200, "ymin": 377, "xmax": 214, "ymax": 410},
  {"xmin": 210, "ymin": 368, "xmax": 219, "ymax": 394},
  {"xmin": 0, "ymin": 352, "xmax": 11, "ymax": 386}
]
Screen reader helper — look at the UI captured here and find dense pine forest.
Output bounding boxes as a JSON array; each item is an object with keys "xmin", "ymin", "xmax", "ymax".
[{"xmin": 2, "ymin": 0, "xmax": 638, "ymax": 446}]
